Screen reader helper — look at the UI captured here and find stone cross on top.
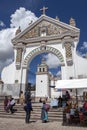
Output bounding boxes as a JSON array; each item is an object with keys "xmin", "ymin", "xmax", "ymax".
[{"xmin": 40, "ymin": 6, "xmax": 48, "ymax": 15}]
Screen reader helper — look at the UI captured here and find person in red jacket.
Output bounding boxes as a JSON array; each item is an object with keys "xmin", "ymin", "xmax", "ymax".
[
  {"xmin": 83, "ymin": 100, "xmax": 87, "ymax": 111},
  {"xmin": 83, "ymin": 100, "xmax": 87, "ymax": 116}
]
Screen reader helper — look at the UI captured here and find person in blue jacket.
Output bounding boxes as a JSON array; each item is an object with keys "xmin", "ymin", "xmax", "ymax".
[{"xmin": 24, "ymin": 98, "xmax": 33, "ymax": 123}]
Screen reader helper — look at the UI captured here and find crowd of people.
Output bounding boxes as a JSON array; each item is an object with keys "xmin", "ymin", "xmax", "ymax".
[
  {"xmin": 4, "ymin": 90, "xmax": 70, "ymax": 123},
  {"xmin": 50, "ymin": 91, "xmax": 70, "ymax": 108},
  {"xmin": 63, "ymin": 94, "xmax": 87, "ymax": 125},
  {"xmin": 4, "ymin": 90, "xmax": 87, "ymax": 125}
]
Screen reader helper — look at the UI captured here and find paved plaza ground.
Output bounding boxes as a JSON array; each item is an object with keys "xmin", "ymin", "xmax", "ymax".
[{"xmin": 0, "ymin": 118, "xmax": 87, "ymax": 130}]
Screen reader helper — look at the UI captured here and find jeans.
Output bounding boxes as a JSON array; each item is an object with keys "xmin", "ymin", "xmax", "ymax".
[{"xmin": 25, "ymin": 111, "xmax": 31, "ymax": 123}]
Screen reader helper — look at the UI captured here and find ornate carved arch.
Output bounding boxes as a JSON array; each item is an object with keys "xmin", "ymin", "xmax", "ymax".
[{"xmin": 23, "ymin": 46, "xmax": 65, "ymax": 67}]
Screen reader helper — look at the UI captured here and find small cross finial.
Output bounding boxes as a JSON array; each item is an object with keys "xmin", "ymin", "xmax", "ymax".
[{"xmin": 40, "ymin": 6, "xmax": 48, "ymax": 15}]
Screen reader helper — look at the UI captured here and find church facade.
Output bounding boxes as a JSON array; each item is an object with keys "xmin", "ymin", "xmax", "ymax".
[{"xmin": 1, "ymin": 11, "xmax": 87, "ymax": 98}]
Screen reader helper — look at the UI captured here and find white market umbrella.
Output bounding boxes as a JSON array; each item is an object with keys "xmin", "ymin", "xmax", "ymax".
[
  {"xmin": 55, "ymin": 78, "xmax": 87, "ymax": 89},
  {"xmin": 55, "ymin": 78, "xmax": 87, "ymax": 104}
]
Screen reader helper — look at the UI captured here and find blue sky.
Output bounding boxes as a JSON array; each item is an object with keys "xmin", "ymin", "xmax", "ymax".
[
  {"xmin": 0, "ymin": 0, "xmax": 87, "ymax": 45},
  {"xmin": 28, "ymin": 53, "xmax": 61, "ymax": 84},
  {"xmin": 0, "ymin": 0, "xmax": 87, "ymax": 83}
]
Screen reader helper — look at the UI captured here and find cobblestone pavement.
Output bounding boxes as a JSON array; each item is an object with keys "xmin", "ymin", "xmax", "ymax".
[{"xmin": 0, "ymin": 118, "xmax": 87, "ymax": 130}]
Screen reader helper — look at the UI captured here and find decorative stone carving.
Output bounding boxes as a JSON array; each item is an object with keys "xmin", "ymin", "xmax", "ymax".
[
  {"xmin": 16, "ymin": 48, "xmax": 22, "ymax": 63},
  {"xmin": 64, "ymin": 42, "xmax": 73, "ymax": 66},
  {"xmin": 23, "ymin": 46, "xmax": 64, "ymax": 67},
  {"xmin": 20, "ymin": 20, "xmax": 69, "ymax": 40},
  {"xmin": 40, "ymin": 45, "xmax": 46, "ymax": 50},
  {"xmin": 39, "ymin": 26, "xmax": 47, "ymax": 37},
  {"xmin": 20, "ymin": 26, "xmax": 39, "ymax": 40},
  {"xmin": 55, "ymin": 16, "xmax": 60, "ymax": 21},
  {"xmin": 16, "ymin": 48, "xmax": 23, "ymax": 69},
  {"xmin": 65, "ymin": 42, "xmax": 72, "ymax": 59},
  {"xmin": 70, "ymin": 18, "xmax": 76, "ymax": 27},
  {"xmin": 15, "ymin": 26, "xmax": 21, "ymax": 35}
]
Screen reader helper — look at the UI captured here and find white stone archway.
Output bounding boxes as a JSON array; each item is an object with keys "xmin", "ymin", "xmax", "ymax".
[
  {"xmin": 12, "ymin": 14, "xmax": 80, "ymax": 97},
  {"xmin": 23, "ymin": 46, "xmax": 64, "ymax": 67},
  {"xmin": 21, "ymin": 46, "xmax": 65, "ymax": 90},
  {"xmin": 2, "ymin": 14, "xmax": 81, "ymax": 98}
]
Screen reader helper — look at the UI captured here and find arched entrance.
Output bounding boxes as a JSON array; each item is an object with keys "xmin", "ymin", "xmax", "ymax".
[
  {"xmin": 19, "ymin": 46, "xmax": 64, "ymax": 91},
  {"xmin": 22, "ymin": 46, "xmax": 64, "ymax": 97},
  {"xmin": 23, "ymin": 46, "xmax": 64, "ymax": 67},
  {"xmin": 11, "ymin": 14, "xmax": 80, "ymax": 97}
]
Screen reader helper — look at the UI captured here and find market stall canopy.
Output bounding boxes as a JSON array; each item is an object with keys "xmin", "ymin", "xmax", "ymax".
[{"xmin": 55, "ymin": 78, "xmax": 87, "ymax": 89}]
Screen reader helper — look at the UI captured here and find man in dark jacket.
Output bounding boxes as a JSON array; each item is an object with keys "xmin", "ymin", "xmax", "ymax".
[{"xmin": 25, "ymin": 98, "xmax": 33, "ymax": 123}]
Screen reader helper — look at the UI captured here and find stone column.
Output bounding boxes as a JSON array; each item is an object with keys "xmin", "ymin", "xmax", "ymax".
[{"xmin": 21, "ymin": 66, "xmax": 28, "ymax": 93}]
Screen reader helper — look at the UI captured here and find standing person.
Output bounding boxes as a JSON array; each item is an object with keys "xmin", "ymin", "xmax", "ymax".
[
  {"xmin": 41, "ymin": 101, "xmax": 50, "ymax": 123},
  {"xmin": 9, "ymin": 97, "xmax": 16, "ymax": 114},
  {"xmin": 4, "ymin": 96, "xmax": 9, "ymax": 112},
  {"xmin": 58, "ymin": 96, "xmax": 63, "ymax": 107},
  {"xmin": 39, "ymin": 98, "xmax": 42, "ymax": 103},
  {"xmin": 83, "ymin": 100, "xmax": 87, "ymax": 116},
  {"xmin": 25, "ymin": 90, "xmax": 30, "ymax": 103},
  {"xmin": 20, "ymin": 91, "xmax": 25, "ymax": 105},
  {"xmin": 24, "ymin": 98, "xmax": 33, "ymax": 123},
  {"xmin": 65, "ymin": 91, "xmax": 70, "ymax": 101}
]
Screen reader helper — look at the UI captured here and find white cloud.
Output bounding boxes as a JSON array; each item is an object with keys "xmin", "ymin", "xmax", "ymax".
[
  {"xmin": 76, "ymin": 50, "xmax": 86, "ymax": 58},
  {"xmin": 0, "ymin": 7, "xmax": 38, "ymax": 75},
  {"xmin": 0, "ymin": 28, "xmax": 16, "ymax": 73},
  {"xmin": 43, "ymin": 53, "xmax": 60, "ymax": 68},
  {"xmin": 76, "ymin": 50, "xmax": 83, "ymax": 56},
  {"xmin": 56, "ymin": 71, "xmax": 61, "ymax": 77},
  {"xmin": 83, "ymin": 42, "xmax": 87, "ymax": 49},
  {"xmin": 77, "ymin": 41, "xmax": 87, "ymax": 57},
  {"xmin": 0, "ymin": 21, "xmax": 5, "ymax": 27},
  {"xmin": 10, "ymin": 7, "xmax": 38, "ymax": 30},
  {"xmin": 80, "ymin": 42, "xmax": 87, "ymax": 50}
]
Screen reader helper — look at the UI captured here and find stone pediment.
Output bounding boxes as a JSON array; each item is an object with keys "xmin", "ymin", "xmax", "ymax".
[
  {"xmin": 20, "ymin": 21, "xmax": 69, "ymax": 40},
  {"xmin": 12, "ymin": 15, "xmax": 80, "ymax": 45}
]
